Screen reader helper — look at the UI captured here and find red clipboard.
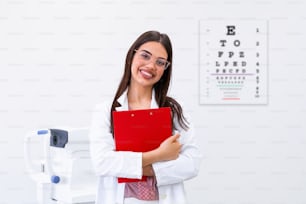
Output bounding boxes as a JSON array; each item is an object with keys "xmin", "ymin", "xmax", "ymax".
[{"xmin": 112, "ymin": 107, "xmax": 172, "ymax": 183}]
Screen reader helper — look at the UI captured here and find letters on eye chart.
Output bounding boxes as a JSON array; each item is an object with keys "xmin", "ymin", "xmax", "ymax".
[{"xmin": 199, "ymin": 20, "xmax": 268, "ymax": 105}]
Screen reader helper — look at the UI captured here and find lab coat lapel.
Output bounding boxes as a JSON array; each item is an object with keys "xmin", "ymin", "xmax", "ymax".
[
  {"xmin": 150, "ymin": 90, "xmax": 159, "ymax": 108},
  {"xmin": 115, "ymin": 90, "xmax": 128, "ymax": 111},
  {"xmin": 115, "ymin": 89, "xmax": 159, "ymax": 111}
]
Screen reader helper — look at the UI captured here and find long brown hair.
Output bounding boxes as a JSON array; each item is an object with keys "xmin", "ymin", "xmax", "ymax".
[{"xmin": 110, "ymin": 31, "xmax": 189, "ymax": 133}]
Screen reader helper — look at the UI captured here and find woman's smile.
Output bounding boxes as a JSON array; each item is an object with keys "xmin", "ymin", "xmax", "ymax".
[{"xmin": 139, "ymin": 68, "xmax": 154, "ymax": 79}]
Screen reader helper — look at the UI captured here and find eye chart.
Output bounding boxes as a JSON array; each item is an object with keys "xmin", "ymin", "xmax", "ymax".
[{"xmin": 199, "ymin": 20, "xmax": 268, "ymax": 105}]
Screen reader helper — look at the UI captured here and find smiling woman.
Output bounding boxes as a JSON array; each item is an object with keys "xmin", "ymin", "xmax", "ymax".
[
  {"xmin": 130, "ymin": 42, "xmax": 168, "ymax": 91},
  {"xmin": 89, "ymin": 31, "xmax": 202, "ymax": 204}
]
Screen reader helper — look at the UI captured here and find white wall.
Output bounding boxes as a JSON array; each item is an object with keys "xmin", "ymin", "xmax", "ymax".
[{"xmin": 1, "ymin": 0, "xmax": 306, "ymax": 203}]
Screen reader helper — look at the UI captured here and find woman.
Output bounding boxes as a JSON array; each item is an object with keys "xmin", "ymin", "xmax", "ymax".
[{"xmin": 89, "ymin": 31, "xmax": 202, "ymax": 204}]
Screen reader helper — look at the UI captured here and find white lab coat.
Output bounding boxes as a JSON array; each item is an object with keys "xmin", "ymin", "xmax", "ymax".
[{"xmin": 89, "ymin": 90, "xmax": 202, "ymax": 204}]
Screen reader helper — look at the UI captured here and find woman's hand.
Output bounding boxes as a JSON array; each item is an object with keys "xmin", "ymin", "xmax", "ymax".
[
  {"xmin": 157, "ymin": 133, "xmax": 181, "ymax": 161},
  {"xmin": 142, "ymin": 165, "xmax": 155, "ymax": 176},
  {"xmin": 142, "ymin": 133, "xmax": 182, "ymax": 167}
]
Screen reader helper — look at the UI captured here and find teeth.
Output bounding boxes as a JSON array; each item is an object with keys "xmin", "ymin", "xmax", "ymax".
[{"xmin": 141, "ymin": 70, "xmax": 153, "ymax": 78}]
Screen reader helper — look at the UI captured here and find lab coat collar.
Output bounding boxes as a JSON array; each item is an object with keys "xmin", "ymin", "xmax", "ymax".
[{"xmin": 115, "ymin": 88, "xmax": 158, "ymax": 111}]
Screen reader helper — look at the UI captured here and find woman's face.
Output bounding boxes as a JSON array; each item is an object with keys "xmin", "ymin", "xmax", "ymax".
[{"xmin": 130, "ymin": 41, "xmax": 168, "ymax": 88}]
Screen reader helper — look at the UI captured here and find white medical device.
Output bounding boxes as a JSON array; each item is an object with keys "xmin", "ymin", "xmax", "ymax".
[{"xmin": 24, "ymin": 128, "xmax": 96, "ymax": 204}]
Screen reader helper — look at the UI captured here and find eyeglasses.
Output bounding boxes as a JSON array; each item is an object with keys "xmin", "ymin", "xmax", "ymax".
[{"xmin": 134, "ymin": 49, "xmax": 170, "ymax": 70}]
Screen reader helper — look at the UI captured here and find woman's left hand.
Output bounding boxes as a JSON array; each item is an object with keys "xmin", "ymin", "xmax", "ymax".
[{"xmin": 142, "ymin": 165, "xmax": 155, "ymax": 176}]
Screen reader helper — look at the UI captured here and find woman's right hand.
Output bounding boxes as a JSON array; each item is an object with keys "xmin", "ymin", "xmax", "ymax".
[
  {"xmin": 157, "ymin": 133, "xmax": 182, "ymax": 161},
  {"xmin": 142, "ymin": 133, "xmax": 182, "ymax": 167}
]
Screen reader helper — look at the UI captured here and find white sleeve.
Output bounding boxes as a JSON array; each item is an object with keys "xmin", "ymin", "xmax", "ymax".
[
  {"xmin": 89, "ymin": 102, "xmax": 142, "ymax": 179},
  {"xmin": 152, "ymin": 113, "xmax": 202, "ymax": 186}
]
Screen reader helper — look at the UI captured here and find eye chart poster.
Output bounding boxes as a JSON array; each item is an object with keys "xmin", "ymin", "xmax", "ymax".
[{"xmin": 199, "ymin": 20, "xmax": 268, "ymax": 105}]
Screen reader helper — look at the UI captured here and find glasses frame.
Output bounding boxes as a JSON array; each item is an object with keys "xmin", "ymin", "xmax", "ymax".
[{"xmin": 134, "ymin": 49, "xmax": 170, "ymax": 70}]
